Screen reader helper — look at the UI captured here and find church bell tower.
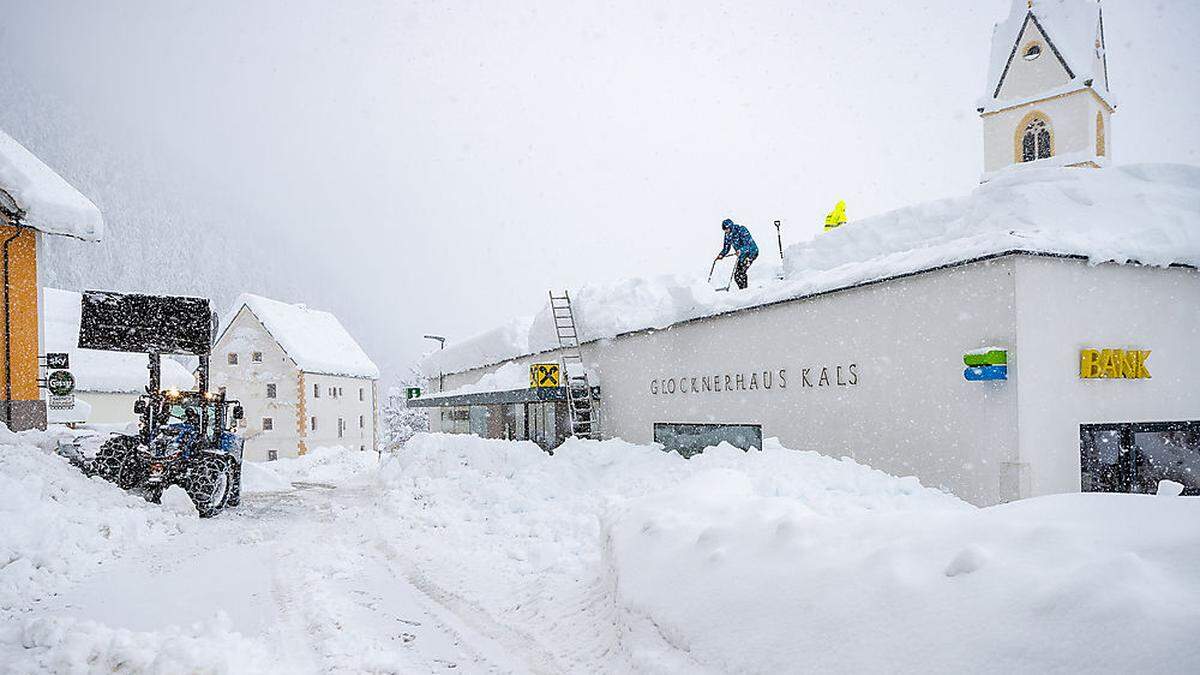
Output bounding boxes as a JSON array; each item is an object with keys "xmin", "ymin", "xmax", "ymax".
[{"xmin": 978, "ymin": 0, "xmax": 1114, "ymax": 180}]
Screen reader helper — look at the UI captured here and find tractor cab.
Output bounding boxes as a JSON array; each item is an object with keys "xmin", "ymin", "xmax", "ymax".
[{"xmin": 135, "ymin": 390, "xmax": 245, "ymax": 460}]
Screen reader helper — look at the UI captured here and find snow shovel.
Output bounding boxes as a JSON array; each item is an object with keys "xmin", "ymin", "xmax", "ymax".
[{"xmin": 710, "ymin": 257, "xmax": 736, "ymax": 292}]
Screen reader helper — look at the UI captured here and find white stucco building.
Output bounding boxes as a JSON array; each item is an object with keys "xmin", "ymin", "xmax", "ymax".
[
  {"xmin": 43, "ymin": 287, "xmax": 196, "ymax": 425},
  {"xmin": 410, "ymin": 0, "xmax": 1200, "ymax": 506},
  {"xmin": 212, "ymin": 294, "xmax": 380, "ymax": 462}
]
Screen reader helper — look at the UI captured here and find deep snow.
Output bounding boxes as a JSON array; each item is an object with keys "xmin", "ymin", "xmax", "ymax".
[
  {"xmin": 422, "ymin": 164, "xmax": 1200, "ymax": 377},
  {"xmin": 3, "ymin": 431, "xmax": 1198, "ymax": 674},
  {"xmin": 0, "ymin": 128, "xmax": 103, "ymax": 241}
]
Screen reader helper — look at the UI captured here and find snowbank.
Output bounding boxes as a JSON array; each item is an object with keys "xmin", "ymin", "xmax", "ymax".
[
  {"xmin": 0, "ymin": 128, "xmax": 103, "ymax": 240},
  {"xmin": 220, "ymin": 293, "xmax": 379, "ymax": 379},
  {"xmin": 0, "ymin": 439, "xmax": 188, "ymax": 612},
  {"xmin": 377, "ymin": 433, "xmax": 1200, "ymax": 673},
  {"xmin": 265, "ymin": 445, "xmax": 379, "ymax": 485},
  {"xmin": 423, "ymin": 164, "xmax": 1200, "ymax": 376},
  {"xmin": 607, "ymin": 483, "xmax": 1200, "ymax": 673}
]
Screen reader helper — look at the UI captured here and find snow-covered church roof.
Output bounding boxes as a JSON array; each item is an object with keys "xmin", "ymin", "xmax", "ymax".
[
  {"xmin": 422, "ymin": 164, "xmax": 1200, "ymax": 377},
  {"xmin": 219, "ymin": 293, "xmax": 380, "ymax": 379},
  {"xmin": 981, "ymin": 0, "xmax": 1111, "ymax": 113},
  {"xmin": 44, "ymin": 288, "xmax": 195, "ymax": 393},
  {"xmin": 0, "ymin": 129, "xmax": 103, "ymax": 241}
]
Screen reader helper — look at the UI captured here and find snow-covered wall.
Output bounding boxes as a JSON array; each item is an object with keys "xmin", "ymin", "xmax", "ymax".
[{"xmin": 1014, "ymin": 256, "xmax": 1200, "ymax": 496}]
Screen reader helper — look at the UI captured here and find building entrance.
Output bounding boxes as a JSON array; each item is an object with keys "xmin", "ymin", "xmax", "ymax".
[{"xmin": 1080, "ymin": 421, "xmax": 1200, "ymax": 495}]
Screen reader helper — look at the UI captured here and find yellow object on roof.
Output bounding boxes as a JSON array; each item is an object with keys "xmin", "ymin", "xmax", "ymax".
[{"xmin": 824, "ymin": 200, "xmax": 847, "ymax": 231}]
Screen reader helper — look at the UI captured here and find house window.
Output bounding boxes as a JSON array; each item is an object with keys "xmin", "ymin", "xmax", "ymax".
[
  {"xmin": 227, "ymin": 353, "xmax": 238, "ymax": 365},
  {"xmin": 359, "ymin": 388, "xmax": 364, "ymax": 401},
  {"xmin": 313, "ymin": 383, "xmax": 320, "ymax": 398},
  {"xmin": 268, "ymin": 449, "xmax": 278, "ymax": 461},
  {"xmin": 262, "ymin": 417, "xmax": 273, "ymax": 431},
  {"xmin": 1022, "ymin": 43, "xmax": 1042, "ymax": 61},
  {"xmin": 338, "ymin": 417, "xmax": 345, "ymax": 438},
  {"xmin": 1096, "ymin": 112, "xmax": 1106, "ymax": 157},
  {"xmin": 266, "ymin": 383, "xmax": 277, "ymax": 399},
  {"xmin": 359, "ymin": 445, "xmax": 365, "ymax": 452},
  {"xmin": 1020, "ymin": 117, "xmax": 1052, "ymax": 162},
  {"xmin": 359, "ymin": 415, "xmax": 364, "ymax": 429},
  {"xmin": 252, "ymin": 351, "xmax": 263, "ymax": 362},
  {"xmin": 311, "ymin": 416, "xmax": 317, "ymax": 431}
]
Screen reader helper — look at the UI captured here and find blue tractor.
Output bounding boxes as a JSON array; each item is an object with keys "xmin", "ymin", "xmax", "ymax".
[{"xmin": 80, "ymin": 291, "xmax": 246, "ymax": 517}]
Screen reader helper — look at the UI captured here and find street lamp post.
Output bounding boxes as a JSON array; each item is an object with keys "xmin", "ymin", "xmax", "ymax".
[{"xmin": 423, "ymin": 335, "xmax": 446, "ymax": 390}]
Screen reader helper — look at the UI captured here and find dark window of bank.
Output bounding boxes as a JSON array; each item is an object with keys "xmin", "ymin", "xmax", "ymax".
[
  {"xmin": 654, "ymin": 422, "xmax": 763, "ymax": 459},
  {"xmin": 1081, "ymin": 421, "xmax": 1200, "ymax": 496}
]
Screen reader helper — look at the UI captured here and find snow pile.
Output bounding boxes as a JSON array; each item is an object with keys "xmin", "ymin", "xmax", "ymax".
[
  {"xmin": 379, "ymin": 433, "xmax": 1200, "ymax": 673},
  {"xmin": 221, "ymin": 293, "xmax": 379, "ymax": 379},
  {"xmin": 0, "ymin": 438, "xmax": 187, "ymax": 612},
  {"xmin": 43, "ymin": 287, "xmax": 196, "ymax": 394},
  {"xmin": 424, "ymin": 164, "xmax": 1200, "ymax": 376},
  {"xmin": 0, "ymin": 129, "xmax": 103, "ymax": 240},
  {"xmin": 240, "ymin": 460, "xmax": 294, "ymax": 493},
  {"xmin": 265, "ymin": 445, "xmax": 378, "ymax": 485},
  {"xmin": 607, "ymin": 482, "xmax": 1200, "ymax": 672},
  {"xmin": 981, "ymin": 0, "xmax": 1111, "ymax": 112}
]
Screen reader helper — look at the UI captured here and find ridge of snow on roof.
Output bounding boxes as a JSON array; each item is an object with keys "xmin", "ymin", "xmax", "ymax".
[
  {"xmin": 421, "ymin": 164, "xmax": 1200, "ymax": 377},
  {"xmin": 222, "ymin": 293, "xmax": 379, "ymax": 379},
  {"xmin": 44, "ymin": 288, "xmax": 195, "ymax": 393},
  {"xmin": 0, "ymin": 129, "xmax": 103, "ymax": 241},
  {"xmin": 981, "ymin": 0, "xmax": 1111, "ymax": 113}
]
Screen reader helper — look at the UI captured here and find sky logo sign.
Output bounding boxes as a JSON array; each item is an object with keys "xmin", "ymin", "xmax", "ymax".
[{"xmin": 964, "ymin": 348, "xmax": 1007, "ymax": 381}]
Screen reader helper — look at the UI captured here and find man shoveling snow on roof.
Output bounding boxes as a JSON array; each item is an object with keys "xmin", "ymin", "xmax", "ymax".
[
  {"xmin": 716, "ymin": 218, "xmax": 759, "ymax": 290},
  {"xmin": 824, "ymin": 200, "xmax": 847, "ymax": 232}
]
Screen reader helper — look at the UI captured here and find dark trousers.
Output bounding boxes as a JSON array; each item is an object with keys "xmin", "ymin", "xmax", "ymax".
[{"xmin": 733, "ymin": 251, "xmax": 757, "ymax": 289}]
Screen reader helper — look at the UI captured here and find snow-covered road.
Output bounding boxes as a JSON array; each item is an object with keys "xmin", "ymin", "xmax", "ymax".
[{"xmin": 37, "ymin": 482, "xmax": 553, "ymax": 674}]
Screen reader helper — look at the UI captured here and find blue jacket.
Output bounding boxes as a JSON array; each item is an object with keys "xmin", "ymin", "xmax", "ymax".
[{"xmin": 719, "ymin": 222, "xmax": 759, "ymax": 259}]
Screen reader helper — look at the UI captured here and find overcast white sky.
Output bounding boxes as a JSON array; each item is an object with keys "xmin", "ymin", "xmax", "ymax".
[{"xmin": 1, "ymin": 0, "xmax": 1198, "ymax": 382}]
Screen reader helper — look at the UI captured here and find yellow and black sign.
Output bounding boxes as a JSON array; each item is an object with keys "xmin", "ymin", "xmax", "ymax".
[
  {"xmin": 1080, "ymin": 348, "xmax": 1151, "ymax": 380},
  {"xmin": 530, "ymin": 363, "xmax": 561, "ymax": 388}
]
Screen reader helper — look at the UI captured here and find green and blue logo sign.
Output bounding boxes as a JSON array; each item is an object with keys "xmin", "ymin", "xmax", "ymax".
[{"xmin": 964, "ymin": 349, "xmax": 1007, "ymax": 381}]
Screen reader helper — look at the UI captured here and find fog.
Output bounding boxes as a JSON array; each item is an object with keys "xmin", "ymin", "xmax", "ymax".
[{"xmin": 1, "ymin": 0, "xmax": 1197, "ymax": 384}]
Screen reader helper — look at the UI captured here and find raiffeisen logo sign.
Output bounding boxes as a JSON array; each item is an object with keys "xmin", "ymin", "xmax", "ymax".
[{"xmin": 1079, "ymin": 349, "xmax": 1151, "ymax": 380}]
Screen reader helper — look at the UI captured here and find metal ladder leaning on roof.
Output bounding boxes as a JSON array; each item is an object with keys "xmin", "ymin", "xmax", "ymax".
[{"xmin": 548, "ymin": 291, "xmax": 599, "ymax": 440}]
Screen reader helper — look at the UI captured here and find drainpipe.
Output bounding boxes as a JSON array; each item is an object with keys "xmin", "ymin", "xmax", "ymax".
[{"xmin": 2, "ymin": 219, "xmax": 28, "ymax": 428}]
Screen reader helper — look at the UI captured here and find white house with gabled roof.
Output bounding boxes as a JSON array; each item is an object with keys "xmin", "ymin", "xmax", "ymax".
[
  {"xmin": 212, "ymin": 293, "xmax": 380, "ymax": 462},
  {"xmin": 979, "ymin": 0, "xmax": 1113, "ymax": 178}
]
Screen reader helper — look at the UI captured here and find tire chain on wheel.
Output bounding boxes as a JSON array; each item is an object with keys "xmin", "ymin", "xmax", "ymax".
[
  {"xmin": 94, "ymin": 436, "xmax": 144, "ymax": 490},
  {"xmin": 183, "ymin": 453, "xmax": 233, "ymax": 518}
]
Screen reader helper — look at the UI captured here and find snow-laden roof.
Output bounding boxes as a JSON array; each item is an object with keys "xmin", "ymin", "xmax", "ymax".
[
  {"xmin": 220, "ymin": 293, "xmax": 379, "ymax": 379},
  {"xmin": 981, "ymin": 0, "xmax": 1111, "ymax": 113},
  {"xmin": 0, "ymin": 130, "xmax": 103, "ymax": 241},
  {"xmin": 43, "ymin": 288, "xmax": 195, "ymax": 393},
  {"xmin": 422, "ymin": 164, "xmax": 1200, "ymax": 377}
]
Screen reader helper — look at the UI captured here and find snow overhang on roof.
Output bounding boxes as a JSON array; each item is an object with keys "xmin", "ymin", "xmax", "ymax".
[
  {"xmin": 979, "ymin": 0, "xmax": 1114, "ymax": 114},
  {"xmin": 219, "ymin": 293, "xmax": 380, "ymax": 379},
  {"xmin": 422, "ymin": 163, "xmax": 1200, "ymax": 378},
  {"xmin": 0, "ymin": 130, "xmax": 103, "ymax": 241}
]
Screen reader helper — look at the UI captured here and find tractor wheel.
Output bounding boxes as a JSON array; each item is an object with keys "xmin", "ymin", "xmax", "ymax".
[
  {"xmin": 183, "ymin": 454, "xmax": 233, "ymax": 518},
  {"xmin": 225, "ymin": 459, "xmax": 242, "ymax": 508},
  {"xmin": 94, "ymin": 436, "xmax": 144, "ymax": 490}
]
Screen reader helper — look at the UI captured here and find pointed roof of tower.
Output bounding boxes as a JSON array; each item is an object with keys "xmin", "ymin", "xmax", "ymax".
[{"xmin": 981, "ymin": 0, "xmax": 1112, "ymax": 113}]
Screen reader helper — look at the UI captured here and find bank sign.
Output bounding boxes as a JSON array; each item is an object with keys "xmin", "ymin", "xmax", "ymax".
[{"xmin": 1080, "ymin": 348, "xmax": 1151, "ymax": 380}]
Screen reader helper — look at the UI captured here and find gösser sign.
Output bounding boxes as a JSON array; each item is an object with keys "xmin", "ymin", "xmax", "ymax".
[{"xmin": 1080, "ymin": 348, "xmax": 1151, "ymax": 380}]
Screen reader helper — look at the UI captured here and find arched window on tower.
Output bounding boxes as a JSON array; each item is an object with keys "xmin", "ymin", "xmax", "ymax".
[
  {"xmin": 1096, "ymin": 112, "xmax": 1106, "ymax": 157},
  {"xmin": 1020, "ymin": 117, "xmax": 1053, "ymax": 162}
]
